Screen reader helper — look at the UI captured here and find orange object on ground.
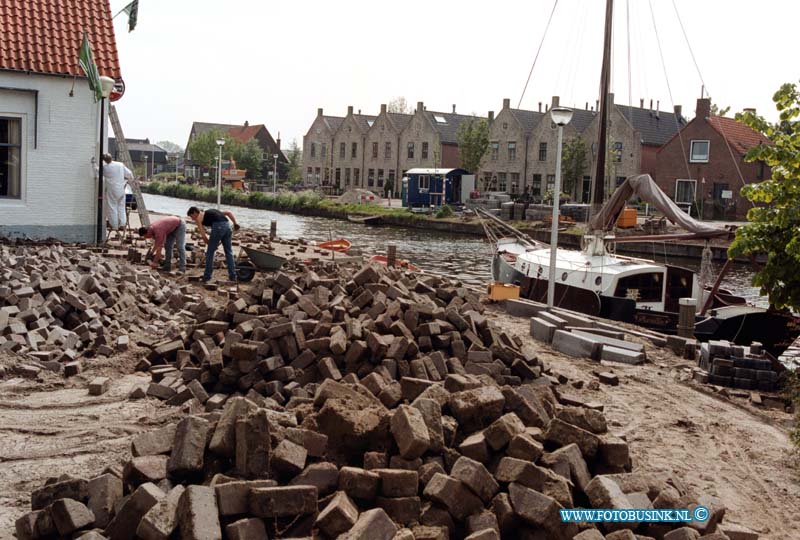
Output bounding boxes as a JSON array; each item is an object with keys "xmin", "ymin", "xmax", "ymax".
[
  {"xmin": 318, "ymin": 238, "xmax": 352, "ymax": 252},
  {"xmin": 487, "ymin": 282, "xmax": 521, "ymax": 301},
  {"xmin": 617, "ymin": 207, "xmax": 637, "ymax": 228},
  {"xmin": 370, "ymin": 255, "xmax": 421, "ymax": 273}
]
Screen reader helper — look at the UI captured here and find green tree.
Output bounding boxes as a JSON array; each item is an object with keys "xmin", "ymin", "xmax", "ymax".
[
  {"xmin": 230, "ymin": 138, "xmax": 262, "ymax": 179},
  {"xmin": 186, "ymin": 129, "xmax": 224, "ymax": 168},
  {"xmin": 456, "ymin": 117, "xmax": 490, "ymax": 174},
  {"xmin": 561, "ymin": 136, "xmax": 588, "ymax": 200},
  {"xmin": 388, "ymin": 97, "xmax": 410, "ymax": 114},
  {"xmin": 728, "ymin": 81, "xmax": 800, "ymax": 310},
  {"xmin": 710, "ymin": 101, "xmax": 731, "ymax": 117},
  {"xmin": 285, "ymin": 139, "xmax": 302, "ymax": 184}
]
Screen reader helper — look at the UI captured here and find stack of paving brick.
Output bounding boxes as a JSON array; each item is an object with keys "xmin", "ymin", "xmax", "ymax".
[
  {"xmin": 16, "ymin": 371, "xmax": 741, "ymax": 540},
  {"xmin": 16, "ymin": 264, "xmax": 750, "ymax": 540},
  {"xmin": 693, "ymin": 339, "xmax": 778, "ymax": 392},
  {"xmin": 0, "ymin": 243, "xmax": 188, "ymax": 378}
]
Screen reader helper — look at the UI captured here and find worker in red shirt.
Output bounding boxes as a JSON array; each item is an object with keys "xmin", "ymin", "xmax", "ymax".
[{"xmin": 138, "ymin": 216, "xmax": 186, "ymax": 273}]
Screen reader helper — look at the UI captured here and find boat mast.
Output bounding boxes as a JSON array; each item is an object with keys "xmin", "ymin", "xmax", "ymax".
[{"xmin": 591, "ymin": 0, "xmax": 614, "ymax": 221}]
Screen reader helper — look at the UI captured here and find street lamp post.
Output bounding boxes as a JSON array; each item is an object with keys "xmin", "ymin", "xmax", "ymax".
[
  {"xmin": 216, "ymin": 139, "xmax": 225, "ymax": 208},
  {"xmin": 273, "ymin": 154, "xmax": 279, "ymax": 193},
  {"xmin": 95, "ymin": 75, "xmax": 116, "ymax": 244},
  {"xmin": 143, "ymin": 154, "xmax": 148, "ymax": 180},
  {"xmin": 547, "ymin": 106, "xmax": 573, "ymax": 308}
]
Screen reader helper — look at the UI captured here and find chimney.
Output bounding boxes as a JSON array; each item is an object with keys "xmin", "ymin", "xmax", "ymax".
[
  {"xmin": 538, "ymin": 102, "xmax": 542, "ymax": 112},
  {"xmin": 743, "ymin": 107, "xmax": 756, "ymax": 115},
  {"xmin": 380, "ymin": 104, "xmax": 387, "ymax": 114},
  {"xmin": 585, "ymin": 102, "xmax": 589, "ymax": 110},
  {"xmin": 276, "ymin": 133, "xmax": 281, "ymax": 150},
  {"xmin": 347, "ymin": 105, "xmax": 353, "ymax": 115},
  {"xmin": 649, "ymin": 99, "xmax": 653, "ymax": 110},
  {"xmin": 674, "ymin": 104, "xmax": 682, "ymax": 117},
  {"xmin": 596, "ymin": 100, "xmax": 599, "ymax": 111},
  {"xmin": 696, "ymin": 98, "xmax": 711, "ymax": 118},
  {"xmin": 244, "ymin": 120, "xmax": 249, "ymax": 127},
  {"xmin": 503, "ymin": 98, "xmax": 510, "ymax": 109},
  {"xmin": 656, "ymin": 100, "xmax": 660, "ymax": 118},
  {"xmin": 551, "ymin": 95, "xmax": 560, "ymax": 107},
  {"xmin": 545, "ymin": 104, "xmax": 549, "ymax": 112},
  {"xmin": 317, "ymin": 108, "xmax": 323, "ymax": 117},
  {"xmin": 358, "ymin": 109, "xmax": 361, "ymax": 114},
  {"xmin": 452, "ymin": 104, "xmax": 456, "ymax": 113},
  {"xmin": 424, "ymin": 106, "xmax": 427, "ymax": 111},
  {"xmin": 488, "ymin": 111, "xmax": 495, "ymax": 123},
  {"xmin": 640, "ymin": 98, "xmax": 644, "ymax": 108},
  {"xmin": 417, "ymin": 101, "xmax": 424, "ymax": 112}
]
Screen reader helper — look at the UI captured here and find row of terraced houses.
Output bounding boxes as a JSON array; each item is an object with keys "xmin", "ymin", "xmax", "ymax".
[{"xmin": 302, "ymin": 96, "xmax": 770, "ymax": 219}]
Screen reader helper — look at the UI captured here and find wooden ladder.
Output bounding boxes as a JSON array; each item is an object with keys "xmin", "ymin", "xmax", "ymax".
[{"xmin": 109, "ymin": 104, "xmax": 150, "ymax": 227}]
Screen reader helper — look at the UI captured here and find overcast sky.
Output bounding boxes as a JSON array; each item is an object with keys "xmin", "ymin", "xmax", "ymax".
[{"xmin": 110, "ymin": 0, "xmax": 798, "ymax": 150}]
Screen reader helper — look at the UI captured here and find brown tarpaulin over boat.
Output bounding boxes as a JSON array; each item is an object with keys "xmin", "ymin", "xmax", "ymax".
[{"xmin": 589, "ymin": 174, "xmax": 727, "ymax": 238}]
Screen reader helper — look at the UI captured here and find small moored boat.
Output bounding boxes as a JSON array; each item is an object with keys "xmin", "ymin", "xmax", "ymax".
[
  {"xmin": 318, "ymin": 238, "xmax": 352, "ymax": 253},
  {"xmin": 347, "ymin": 215, "xmax": 383, "ymax": 226}
]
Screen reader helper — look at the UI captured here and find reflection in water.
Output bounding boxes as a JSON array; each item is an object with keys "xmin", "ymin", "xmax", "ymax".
[{"xmin": 144, "ymin": 193, "xmax": 765, "ymax": 306}]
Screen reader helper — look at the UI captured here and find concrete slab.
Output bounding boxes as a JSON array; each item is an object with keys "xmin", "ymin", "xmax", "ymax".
[
  {"xmin": 538, "ymin": 312, "xmax": 568, "ymax": 329},
  {"xmin": 571, "ymin": 330, "xmax": 644, "ymax": 353},
  {"xmin": 551, "ymin": 330, "xmax": 602, "ymax": 360},
  {"xmin": 530, "ymin": 317, "xmax": 557, "ymax": 344},
  {"xmin": 505, "ymin": 299, "xmax": 547, "ymax": 318},
  {"xmin": 601, "ymin": 345, "xmax": 645, "ymax": 365}
]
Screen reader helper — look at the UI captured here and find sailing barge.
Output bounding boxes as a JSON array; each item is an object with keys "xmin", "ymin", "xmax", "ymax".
[{"xmin": 484, "ymin": 175, "xmax": 799, "ymax": 354}]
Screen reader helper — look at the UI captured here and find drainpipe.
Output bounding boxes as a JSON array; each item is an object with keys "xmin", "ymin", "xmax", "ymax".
[{"xmin": 523, "ymin": 134, "xmax": 530, "ymax": 196}]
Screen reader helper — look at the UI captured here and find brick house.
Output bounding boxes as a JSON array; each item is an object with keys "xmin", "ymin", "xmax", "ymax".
[
  {"xmin": 655, "ymin": 98, "xmax": 769, "ymax": 220},
  {"xmin": 0, "ymin": 0, "xmax": 121, "ymax": 242},
  {"xmin": 363, "ymin": 104, "xmax": 412, "ymax": 195},
  {"xmin": 302, "ymin": 108, "xmax": 343, "ymax": 188},
  {"xmin": 330, "ymin": 106, "xmax": 377, "ymax": 192},
  {"xmin": 184, "ymin": 121, "xmax": 284, "ymax": 181}
]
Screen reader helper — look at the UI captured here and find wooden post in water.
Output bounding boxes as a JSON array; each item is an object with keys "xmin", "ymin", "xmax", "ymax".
[
  {"xmin": 387, "ymin": 244, "xmax": 397, "ymax": 268},
  {"xmin": 270, "ymin": 220, "xmax": 277, "ymax": 240},
  {"xmin": 678, "ymin": 298, "xmax": 697, "ymax": 338}
]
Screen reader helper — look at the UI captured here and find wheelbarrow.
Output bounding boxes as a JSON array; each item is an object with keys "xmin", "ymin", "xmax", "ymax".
[{"xmin": 235, "ymin": 246, "xmax": 287, "ymax": 282}]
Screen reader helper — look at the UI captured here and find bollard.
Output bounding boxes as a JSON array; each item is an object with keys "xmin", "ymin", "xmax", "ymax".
[
  {"xmin": 387, "ymin": 244, "xmax": 397, "ymax": 268},
  {"xmin": 677, "ymin": 297, "xmax": 697, "ymax": 338},
  {"xmin": 270, "ymin": 220, "xmax": 277, "ymax": 240}
]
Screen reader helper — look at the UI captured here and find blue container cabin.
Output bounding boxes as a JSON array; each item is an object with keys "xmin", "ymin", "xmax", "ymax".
[{"xmin": 402, "ymin": 168, "xmax": 471, "ymax": 209}]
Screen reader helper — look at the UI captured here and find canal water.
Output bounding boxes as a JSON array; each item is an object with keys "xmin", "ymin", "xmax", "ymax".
[{"xmin": 144, "ymin": 193, "xmax": 766, "ymax": 306}]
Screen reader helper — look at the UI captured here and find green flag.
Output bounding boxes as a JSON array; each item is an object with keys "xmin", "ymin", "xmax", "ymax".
[
  {"xmin": 78, "ymin": 33, "xmax": 103, "ymax": 102},
  {"xmin": 122, "ymin": 0, "xmax": 139, "ymax": 32}
]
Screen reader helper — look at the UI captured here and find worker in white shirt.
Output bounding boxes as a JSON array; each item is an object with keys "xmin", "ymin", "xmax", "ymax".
[{"xmin": 101, "ymin": 153, "xmax": 133, "ymax": 230}]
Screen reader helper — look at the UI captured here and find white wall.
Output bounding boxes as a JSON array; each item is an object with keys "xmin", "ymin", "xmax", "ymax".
[{"xmin": 0, "ymin": 71, "xmax": 103, "ymax": 242}]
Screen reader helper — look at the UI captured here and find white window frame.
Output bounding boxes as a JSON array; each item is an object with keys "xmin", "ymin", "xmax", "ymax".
[
  {"xmin": 689, "ymin": 140, "xmax": 710, "ymax": 163},
  {"xmin": 419, "ymin": 175, "xmax": 429, "ymax": 191},
  {"xmin": 0, "ymin": 112, "xmax": 27, "ymax": 203},
  {"xmin": 675, "ymin": 178, "xmax": 697, "ymax": 205}
]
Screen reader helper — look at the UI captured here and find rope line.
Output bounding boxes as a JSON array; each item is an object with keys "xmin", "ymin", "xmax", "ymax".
[{"xmin": 518, "ymin": 0, "xmax": 559, "ymax": 108}]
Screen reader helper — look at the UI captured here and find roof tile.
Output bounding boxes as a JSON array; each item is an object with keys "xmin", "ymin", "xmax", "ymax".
[{"xmin": 0, "ymin": 0, "xmax": 121, "ymax": 78}]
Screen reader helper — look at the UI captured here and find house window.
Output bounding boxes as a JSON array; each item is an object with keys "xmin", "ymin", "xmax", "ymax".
[
  {"xmin": 345, "ymin": 168, "xmax": 351, "ymax": 186},
  {"xmin": 339, "ymin": 142, "xmax": 346, "ymax": 158},
  {"xmin": 546, "ymin": 174, "xmax": 555, "ymax": 191},
  {"xmin": 498, "ymin": 172, "xmax": 507, "ymax": 192},
  {"xmin": 532, "ymin": 174, "xmax": 542, "ymax": 195},
  {"xmin": 306, "ymin": 167, "xmax": 313, "ymax": 181},
  {"xmin": 388, "ymin": 170, "xmax": 395, "ymax": 187},
  {"xmin": 368, "ymin": 168, "xmax": 375, "ymax": 187},
  {"xmin": 612, "ymin": 141, "xmax": 622, "ymax": 162},
  {"xmin": 372, "ymin": 142, "xmax": 378, "ymax": 159},
  {"xmin": 335, "ymin": 168, "xmax": 341, "ymax": 184},
  {"xmin": 1, "ymin": 118, "xmax": 21, "ymax": 198},
  {"xmin": 385, "ymin": 142, "xmax": 391, "ymax": 159},
  {"xmin": 354, "ymin": 168, "xmax": 360, "ymax": 186},
  {"xmin": 483, "ymin": 173, "xmax": 493, "ymax": 191},
  {"xmin": 407, "ymin": 142, "xmax": 414, "ymax": 159},
  {"xmin": 508, "ymin": 142, "xmax": 516, "ymax": 161},
  {"xmin": 419, "ymin": 175, "xmax": 429, "ymax": 190},
  {"xmin": 689, "ymin": 140, "xmax": 710, "ymax": 163},
  {"xmin": 510, "ymin": 173, "xmax": 520, "ymax": 194},
  {"xmin": 757, "ymin": 161, "xmax": 765, "ymax": 180},
  {"xmin": 422, "ymin": 142, "xmax": 429, "ymax": 159},
  {"xmin": 539, "ymin": 142, "xmax": 547, "ymax": 161},
  {"xmin": 616, "ymin": 176, "xmax": 626, "ymax": 187},
  {"xmin": 490, "ymin": 142, "xmax": 499, "ymax": 161},
  {"xmin": 351, "ymin": 142, "xmax": 358, "ymax": 159},
  {"xmin": 675, "ymin": 179, "xmax": 697, "ymax": 204},
  {"xmin": 314, "ymin": 167, "xmax": 320, "ymax": 182},
  {"xmin": 321, "ymin": 144, "xmax": 327, "ymax": 158},
  {"xmin": 378, "ymin": 169, "xmax": 384, "ymax": 187},
  {"xmin": 310, "ymin": 143, "xmax": 316, "ymax": 158}
]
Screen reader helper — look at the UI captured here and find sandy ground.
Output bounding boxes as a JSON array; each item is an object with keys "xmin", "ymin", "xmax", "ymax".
[{"xmin": 491, "ymin": 309, "xmax": 800, "ymax": 540}]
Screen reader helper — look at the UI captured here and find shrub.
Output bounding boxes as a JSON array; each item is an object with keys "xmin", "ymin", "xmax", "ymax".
[{"xmin": 435, "ymin": 205, "xmax": 454, "ymax": 219}]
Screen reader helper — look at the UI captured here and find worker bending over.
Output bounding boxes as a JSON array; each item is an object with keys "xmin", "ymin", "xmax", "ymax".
[
  {"xmin": 187, "ymin": 206, "xmax": 240, "ymax": 282},
  {"xmin": 138, "ymin": 215, "xmax": 186, "ymax": 273}
]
